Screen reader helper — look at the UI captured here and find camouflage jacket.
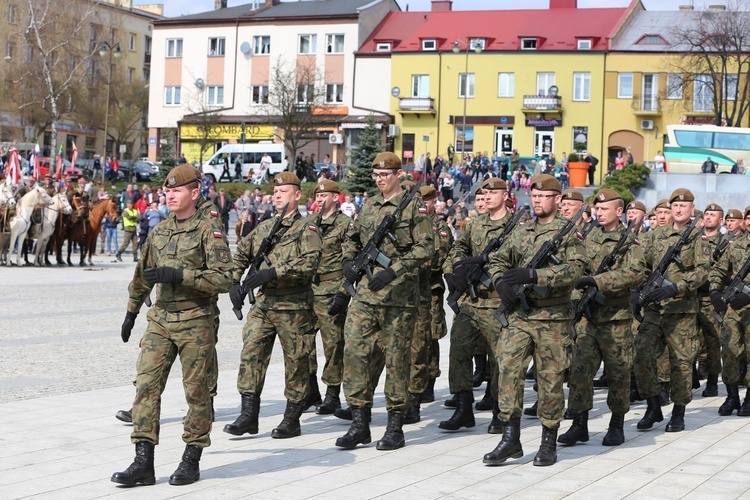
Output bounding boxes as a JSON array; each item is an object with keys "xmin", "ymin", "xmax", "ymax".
[
  {"xmin": 311, "ymin": 210, "xmax": 350, "ymax": 296},
  {"xmin": 430, "ymin": 212, "xmax": 453, "ymax": 291},
  {"xmin": 489, "ymin": 213, "xmax": 587, "ymax": 321},
  {"xmin": 445, "ymin": 211, "xmax": 512, "ymax": 309},
  {"xmin": 127, "ymin": 208, "xmax": 233, "ymax": 320},
  {"xmin": 643, "ymin": 223, "xmax": 710, "ymax": 314},
  {"xmin": 709, "ymin": 233, "xmax": 750, "ymax": 299},
  {"xmin": 342, "ymin": 189, "xmax": 433, "ymax": 307},
  {"xmin": 233, "ymin": 210, "xmax": 322, "ymax": 310},
  {"xmin": 196, "ymin": 196, "xmax": 224, "ymax": 234},
  {"xmin": 698, "ymin": 231, "xmax": 725, "ymax": 298}
]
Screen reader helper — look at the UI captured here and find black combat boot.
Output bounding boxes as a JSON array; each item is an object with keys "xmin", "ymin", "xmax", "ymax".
[
  {"xmin": 421, "ymin": 378, "xmax": 436, "ymax": 403},
  {"xmin": 665, "ymin": 404, "xmax": 686, "ymax": 432},
  {"xmin": 223, "ymin": 394, "xmax": 260, "ymax": 436},
  {"xmin": 692, "ymin": 365, "xmax": 701, "ymax": 390},
  {"xmin": 472, "ymin": 355, "xmax": 487, "ymax": 388},
  {"xmin": 702, "ymin": 373, "xmax": 719, "ymax": 397},
  {"xmin": 737, "ymin": 388, "xmax": 750, "ymax": 416},
  {"xmin": 316, "ymin": 385, "xmax": 341, "ymax": 415},
  {"xmin": 557, "ymin": 410, "xmax": 589, "ymax": 445},
  {"xmin": 533, "ymin": 425, "xmax": 558, "ymax": 466},
  {"xmin": 524, "ymin": 400, "xmax": 538, "ymax": 417},
  {"xmin": 438, "ymin": 392, "xmax": 475, "ymax": 431},
  {"xmin": 483, "ymin": 417, "xmax": 523, "ymax": 465},
  {"xmin": 376, "ymin": 412, "xmax": 405, "ymax": 450},
  {"xmin": 719, "ymin": 383, "xmax": 741, "ymax": 415},
  {"xmin": 133, "ymin": 252, "xmax": 138, "ymax": 262},
  {"xmin": 335, "ymin": 407, "xmax": 372, "ymax": 449},
  {"xmin": 115, "ymin": 251, "xmax": 122, "ymax": 262},
  {"xmin": 630, "ymin": 374, "xmax": 643, "ymax": 403},
  {"xmin": 334, "ymin": 406, "xmax": 353, "ymax": 420},
  {"xmin": 169, "ymin": 445, "xmax": 202, "ymax": 486},
  {"xmin": 444, "ymin": 393, "xmax": 458, "ymax": 408},
  {"xmin": 305, "ymin": 374, "xmax": 323, "ymax": 411},
  {"xmin": 404, "ymin": 392, "xmax": 422, "ymax": 424},
  {"xmin": 602, "ymin": 413, "xmax": 625, "ymax": 446},
  {"xmin": 658, "ymin": 382, "xmax": 671, "ymax": 406},
  {"xmin": 487, "ymin": 403, "xmax": 504, "ymax": 434},
  {"xmin": 111, "ymin": 441, "xmax": 155, "ymax": 486},
  {"xmin": 475, "ymin": 383, "xmax": 494, "ymax": 411},
  {"xmin": 115, "ymin": 408, "xmax": 133, "ymax": 423},
  {"xmin": 271, "ymin": 400, "xmax": 305, "ymax": 438},
  {"xmin": 636, "ymin": 396, "xmax": 664, "ymax": 430}
]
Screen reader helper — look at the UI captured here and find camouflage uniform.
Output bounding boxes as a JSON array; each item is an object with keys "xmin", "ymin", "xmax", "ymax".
[
  {"xmin": 696, "ymin": 231, "xmax": 726, "ymax": 383},
  {"xmin": 233, "ymin": 212, "xmax": 322, "ymax": 403},
  {"xmin": 428, "ymin": 212, "xmax": 454, "ymax": 380},
  {"xmin": 127, "ymin": 209, "xmax": 233, "ymax": 447}
]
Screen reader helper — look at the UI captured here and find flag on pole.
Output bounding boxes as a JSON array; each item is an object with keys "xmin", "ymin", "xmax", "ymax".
[
  {"xmin": 31, "ymin": 144, "xmax": 40, "ymax": 179},
  {"xmin": 70, "ymin": 141, "xmax": 78, "ymax": 174},
  {"xmin": 55, "ymin": 145, "xmax": 64, "ymax": 180},
  {"xmin": 7, "ymin": 147, "xmax": 21, "ymax": 185}
]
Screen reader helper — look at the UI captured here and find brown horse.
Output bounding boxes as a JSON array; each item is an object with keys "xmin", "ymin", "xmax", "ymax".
[{"xmin": 73, "ymin": 198, "xmax": 119, "ymax": 266}]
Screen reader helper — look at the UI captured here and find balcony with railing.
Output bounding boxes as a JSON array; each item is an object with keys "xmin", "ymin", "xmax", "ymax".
[
  {"xmin": 631, "ymin": 94, "xmax": 662, "ymax": 116},
  {"xmin": 398, "ymin": 97, "xmax": 435, "ymax": 114},
  {"xmin": 521, "ymin": 95, "xmax": 562, "ymax": 112},
  {"xmin": 144, "ymin": 52, "xmax": 151, "ymax": 65}
]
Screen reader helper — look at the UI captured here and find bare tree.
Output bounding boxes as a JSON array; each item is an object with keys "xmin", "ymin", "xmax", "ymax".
[
  {"xmin": 181, "ymin": 88, "xmax": 223, "ymax": 169},
  {"xmin": 667, "ymin": 3, "xmax": 750, "ymax": 126},
  {"xmin": 108, "ymin": 80, "xmax": 149, "ymax": 160}
]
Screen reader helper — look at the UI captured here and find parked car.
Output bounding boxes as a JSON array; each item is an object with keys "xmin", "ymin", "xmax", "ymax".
[
  {"xmin": 117, "ymin": 160, "xmax": 158, "ymax": 182},
  {"xmin": 38, "ymin": 158, "xmax": 82, "ymax": 179}
]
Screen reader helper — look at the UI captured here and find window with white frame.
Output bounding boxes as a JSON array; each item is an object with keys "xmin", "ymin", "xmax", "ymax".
[
  {"xmin": 206, "ymin": 86, "xmax": 224, "ymax": 106},
  {"xmin": 25, "ymin": 45, "xmax": 33, "ymax": 63},
  {"xmin": 497, "ymin": 72, "xmax": 514, "ymax": 97},
  {"xmin": 129, "ymin": 33, "xmax": 136, "ymax": 51},
  {"xmin": 251, "ymin": 85, "xmax": 269, "ymax": 105},
  {"xmin": 521, "ymin": 38, "xmax": 537, "ymax": 50},
  {"xmin": 411, "ymin": 75, "xmax": 430, "ymax": 98},
  {"xmin": 164, "ymin": 86, "xmax": 181, "ymax": 106},
  {"xmin": 127, "ymin": 67, "xmax": 135, "ymax": 84},
  {"xmin": 459, "ymin": 73, "xmax": 475, "ymax": 98},
  {"xmin": 5, "ymin": 42, "xmax": 14, "ymax": 60},
  {"xmin": 724, "ymin": 74, "xmax": 738, "ymax": 101},
  {"xmin": 297, "ymin": 84, "xmax": 314, "ymax": 104},
  {"xmin": 537, "ymin": 72, "xmax": 555, "ymax": 95},
  {"xmin": 617, "ymin": 73, "xmax": 633, "ymax": 98},
  {"xmin": 326, "ymin": 34, "xmax": 344, "ymax": 54},
  {"xmin": 8, "ymin": 4, "xmax": 16, "ymax": 24},
  {"xmin": 376, "ymin": 42, "xmax": 391, "ymax": 52},
  {"xmin": 469, "ymin": 38, "xmax": 485, "ymax": 50},
  {"xmin": 666, "ymin": 74, "xmax": 683, "ymax": 99},
  {"xmin": 577, "ymin": 39, "xmax": 592, "ymax": 50},
  {"xmin": 326, "ymin": 83, "xmax": 344, "ymax": 104},
  {"xmin": 693, "ymin": 74, "xmax": 713, "ymax": 111},
  {"xmin": 253, "ymin": 35, "xmax": 270, "ymax": 54},
  {"xmin": 422, "ymin": 39, "xmax": 437, "ymax": 51},
  {"xmin": 208, "ymin": 37, "xmax": 225, "ymax": 56},
  {"xmin": 298, "ymin": 34, "xmax": 317, "ymax": 54},
  {"xmin": 573, "ymin": 72, "xmax": 590, "ymax": 101},
  {"xmin": 166, "ymin": 38, "xmax": 182, "ymax": 58}
]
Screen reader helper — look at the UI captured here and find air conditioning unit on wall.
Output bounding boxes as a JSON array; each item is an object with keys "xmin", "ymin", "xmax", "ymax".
[
  {"xmin": 641, "ymin": 119, "xmax": 654, "ymax": 130},
  {"xmin": 328, "ymin": 133, "xmax": 343, "ymax": 144},
  {"xmin": 387, "ymin": 124, "xmax": 399, "ymax": 137}
]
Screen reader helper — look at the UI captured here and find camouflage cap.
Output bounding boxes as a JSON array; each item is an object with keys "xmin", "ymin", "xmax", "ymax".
[
  {"xmin": 505, "ymin": 199, "xmax": 515, "ymax": 209},
  {"xmin": 530, "ymin": 174, "xmax": 561, "ymax": 193},
  {"xmin": 584, "ymin": 204, "xmax": 592, "ymax": 215},
  {"xmin": 745, "ymin": 206, "xmax": 750, "ymax": 218},
  {"xmin": 474, "ymin": 187, "xmax": 484, "ymax": 196},
  {"xmin": 313, "ymin": 179, "xmax": 340, "ymax": 195},
  {"xmin": 704, "ymin": 203, "xmax": 724, "ymax": 213},
  {"xmin": 164, "ymin": 164, "xmax": 202, "ymax": 188},
  {"xmin": 401, "ymin": 179, "xmax": 416, "ymax": 190},
  {"xmin": 654, "ymin": 198, "xmax": 671, "ymax": 210},
  {"xmin": 561, "ymin": 189, "xmax": 584, "ymax": 201},
  {"xmin": 668, "ymin": 188, "xmax": 695, "ymax": 204},
  {"xmin": 481, "ymin": 178, "xmax": 507, "ymax": 191},
  {"xmin": 419, "ymin": 185, "xmax": 437, "ymax": 201},
  {"xmin": 725, "ymin": 209, "xmax": 743, "ymax": 220},
  {"xmin": 273, "ymin": 172, "xmax": 301, "ymax": 188},
  {"xmin": 593, "ymin": 188, "xmax": 623, "ymax": 204},
  {"xmin": 372, "ymin": 152, "xmax": 401, "ymax": 170},
  {"xmin": 627, "ymin": 200, "xmax": 647, "ymax": 213},
  {"xmin": 648, "ymin": 209, "xmax": 656, "ymax": 218}
]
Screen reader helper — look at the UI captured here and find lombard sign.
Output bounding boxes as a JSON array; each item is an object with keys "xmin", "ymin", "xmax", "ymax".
[
  {"xmin": 180, "ymin": 123, "xmax": 274, "ymax": 140},
  {"xmin": 525, "ymin": 117, "xmax": 562, "ymax": 127}
]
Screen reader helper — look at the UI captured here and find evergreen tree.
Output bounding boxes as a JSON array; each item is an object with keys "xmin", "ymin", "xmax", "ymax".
[{"xmin": 347, "ymin": 115, "xmax": 380, "ymax": 195}]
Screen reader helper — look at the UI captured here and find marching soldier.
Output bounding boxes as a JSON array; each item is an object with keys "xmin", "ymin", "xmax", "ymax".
[
  {"xmin": 626, "ymin": 200, "xmax": 647, "ymax": 233},
  {"xmin": 484, "ymin": 174, "xmax": 586, "ymax": 467},
  {"xmin": 725, "ymin": 209, "xmax": 745, "ymax": 236},
  {"xmin": 559, "ymin": 189, "xmax": 585, "ymax": 222},
  {"xmin": 224, "ymin": 172, "xmax": 322, "ymax": 439},
  {"xmin": 112, "ymin": 164, "xmax": 233, "ymax": 487}
]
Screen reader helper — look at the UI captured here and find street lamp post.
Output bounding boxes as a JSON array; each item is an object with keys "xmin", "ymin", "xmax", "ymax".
[
  {"xmin": 99, "ymin": 42, "xmax": 122, "ymax": 183},
  {"xmin": 452, "ymin": 39, "xmax": 482, "ymax": 166}
]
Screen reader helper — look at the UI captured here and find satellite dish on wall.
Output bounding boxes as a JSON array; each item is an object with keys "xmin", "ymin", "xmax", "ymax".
[
  {"xmin": 195, "ymin": 78, "xmax": 205, "ymax": 89},
  {"xmin": 240, "ymin": 41, "xmax": 251, "ymax": 54}
]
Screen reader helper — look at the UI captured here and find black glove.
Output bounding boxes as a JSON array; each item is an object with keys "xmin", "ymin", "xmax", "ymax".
[
  {"xmin": 143, "ymin": 266, "xmax": 184, "ymax": 286},
  {"xmin": 327, "ymin": 292, "xmax": 350, "ymax": 316},
  {"xmin": 457, "ymin": 254, "xmax": 488, "ymax": 267},
  {"xmin": 575, "ymin": 277, "xmax": 598, "ymax": 290},
  {"xmin": 502, "ymin": 268, "xmax": 537, "ymax": 286},
  {"xmin": 444, "ymin": 273, "xmax": 456, "ymax": 294},
  {"xmin": 729, "ymin": 292, "xmax": 750, "ymax": 311},
  {"xmin": 245, "ymin": 268, "xmax": 277, "ymax": 289},
  {"xmin": 649, "ymin": 283, "xmax": 678, "ymax": 303},
  {"xmin": 495, "ymin": 280, "xmax": 516, "ymax": 306},
  {"xmin": 121, "ymin": 311, "xmax": 137, "ymax": 343},
  {"xmin": 710, "ymin": 290, "xmax": 727, "ymax": 315},
  {"xmin": 230, "ymin": 281, "xmax": 244, "ymax": 310},
  {"xmin": 343, "ymin": 259, "xmax": 359, "ymax": 283},
  {"xmin": 368, "ymin": 267, "xmax": 397, "ymax": 292}
]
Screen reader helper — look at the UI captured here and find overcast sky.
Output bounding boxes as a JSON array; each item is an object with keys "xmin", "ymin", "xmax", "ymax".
[{"xmin": 135, "ymin": 0, "xmax": 728, "ymax": 18}]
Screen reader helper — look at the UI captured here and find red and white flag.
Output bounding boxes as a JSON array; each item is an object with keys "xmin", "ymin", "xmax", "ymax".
[
  {"xmin": 7, "ymin": 147, "xmax": 21, "ymax": 185},
  {"xmin": 31, "ymin": 144, "xmax": 40, "ymax": 179}
]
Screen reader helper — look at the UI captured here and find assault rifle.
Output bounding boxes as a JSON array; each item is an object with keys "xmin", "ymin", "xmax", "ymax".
[
  {"xmin": 712, "ymin": 231, "xmax": 734, "ymax": 264},
  {"xmin": 343, "ymin": 182, "xmax": 421, "ymax": 296},
  {"xmin": 580, "ymin": 218, "xmax": 598, "ymax": 240},
  {"xmin": 631, "ymin": 215, "xmax": 701, "ymax": 322},
  {"xmin": 233, "ymin": 203, "xmax": 290, "ymax": 320},
  {"xmin": 446, "ymin": 206, "xmax": 529, "ymax": 314},
  {"xmin": 494, "ymin": 205, "xmax": 586, "ymax": 327},
  {"xmin": 712, "ymin": 252, "xmax": 750, "ymax": 323},
  {"xmin": 571, "ymin": 220, "xmax": 634, "ymax": 335}
]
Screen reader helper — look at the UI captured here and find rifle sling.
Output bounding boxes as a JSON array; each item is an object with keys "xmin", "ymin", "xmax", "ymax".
[
  {"xmin": 262, "ymin": 285, "xmax": 310, "ymax": 296},
  {"xmin": 526, "ymin": 296, "xmax": 571, "ymax": 308}
]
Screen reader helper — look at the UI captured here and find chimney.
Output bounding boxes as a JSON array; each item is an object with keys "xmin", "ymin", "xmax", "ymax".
[
  {"xmin": 265, "ymin": 0, "xmax": 280, "ymax": 7},
  {"xmin": 215, "ymin": 0, "xmax": 227, "ymax": 9},
  {"xmin": 431, "ymin": 0, "xmax": 452, "ymax": 12},
  {"xmin": 549, "ymin": 0, "xmax": 577, "ymax": 8},
  {"xmin": 679, "ymin": 5, "xmax": 695, "ymax": 10},
  {"xmin": 708, "ymin": 5, "xmax": 727, "ymax": 11}
]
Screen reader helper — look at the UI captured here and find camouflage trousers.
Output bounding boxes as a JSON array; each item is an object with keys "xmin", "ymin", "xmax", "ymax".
[
  {"xmin": 131, "ymin": 312, "xmax": 216, "ymax": 447},
  {"xmin": 428, "ymin": 289, "xmax": 448, "ymax": 379},
  {"xmin": 719, "ymin": 308, "xmax": 750, "ymax": 385},
  {"xmin": 568, "ymin": 318, "xmax": 634, "ymax": 414},
  {"xmin": 310, "ymin": 294, "xmax": 346, "ymax": 386},
  {"xmin": 343, "ymin": 300, "xmax": 414, "ymax": 412},
  {"xmin": 209, "ymin": 302, "xmax": 220, "ymax": 397},
  {"xmin": 409, "ymin": 294, "xmax": 432, "ymax": 394},
  {"xmin": 697, "ymin": 298, "xmax": 722, "ymax": 377},
  {"xmin": 635, "ymin": 311, "xmax": 699, "ymax": 406},
  {"xmin": 237, "ymin": 306, "xmax": 317, "ymax": 404},
  {"xmin": 496, "ymin": 316, "xmax": 572, "ymax": 429},
  {"xmin": 448, "ymin": 304, "xmax": 498, "ymax": 398}
]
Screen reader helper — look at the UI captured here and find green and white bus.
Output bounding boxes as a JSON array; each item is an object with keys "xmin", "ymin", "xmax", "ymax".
[{"xmin": 664, "ymin": 124, "xmax": 750, "ymax": 174}]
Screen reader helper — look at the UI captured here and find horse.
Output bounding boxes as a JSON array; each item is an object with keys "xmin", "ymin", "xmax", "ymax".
[
  {"xmin": 27, "ymin": 192, "xmax": 72, "ymax": 266},
  {"xmin": 4, "ymin": 185, "xmax": 53, "ymax": 266},
  {"xmin": 73, "ymin": 198, "xmax": 119, "ymax": 267},
  {"xmin": 0, "ymin": 180, "xmax": 17, "ymax": 265}
]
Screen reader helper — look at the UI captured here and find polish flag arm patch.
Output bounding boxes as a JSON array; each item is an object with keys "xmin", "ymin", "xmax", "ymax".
[{"xmin": 213, "ymin": 231, "xmax": 223, "ymax": 238}]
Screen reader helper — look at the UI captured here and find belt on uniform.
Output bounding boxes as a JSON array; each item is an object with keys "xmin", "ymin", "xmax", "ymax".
[
  {"xmin": 603, "ymin": 295, "xmax": 631, "ymax": 307},
  {"xmin": 313, "ymin": 270, "xmax": 343, "ymax": 285},
  {"xmin": 262, "ymin": 285, "xmax": 310, "ymax": 296},
  {"xmin": 475, "ymin": 290, "xmax": 499, "ymax": 299},
  {"xmin": 526, "ymin": 296, "xmax": 571, "ymax": 308},
  {"xmin": 155, "ymin": 297, "xmax": 212, "ymax": 312}
]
